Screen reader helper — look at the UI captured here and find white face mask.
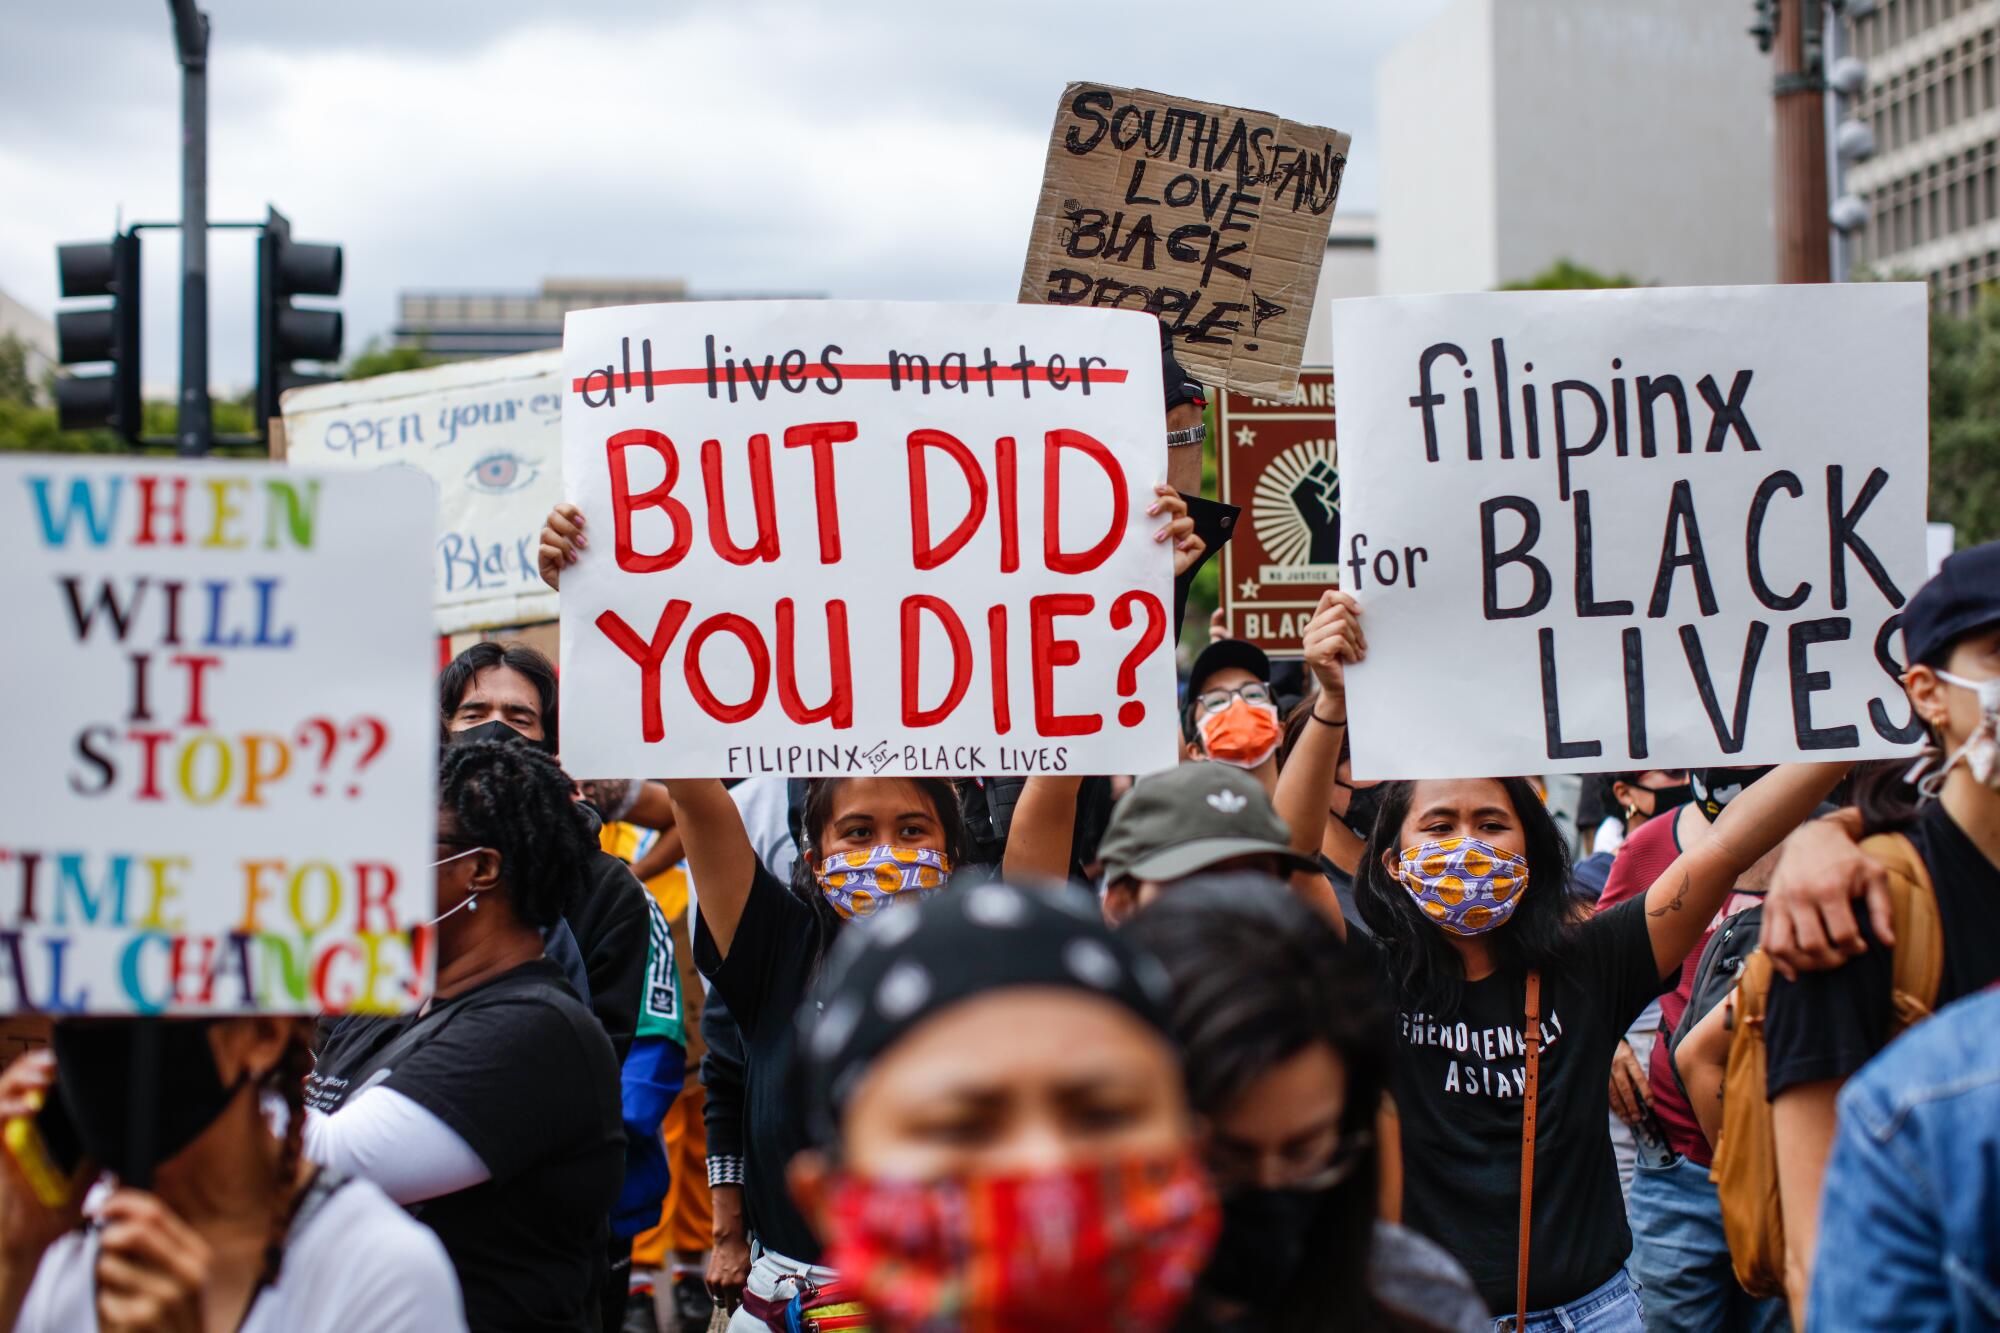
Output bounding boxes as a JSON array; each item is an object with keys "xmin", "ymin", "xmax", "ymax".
[
  {"xmin": 1925, "ymin": 670, "xmax": 2000, "ymax": 792},
  {"xmin": 428, "ymin": 845, "xmax": 491, "ymax": 926}
]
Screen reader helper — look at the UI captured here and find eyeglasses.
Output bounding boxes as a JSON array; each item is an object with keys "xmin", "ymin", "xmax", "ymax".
[
  {"xmin": 1206, "ymin": 1128, "xmax": 1373, "ymax": 1192},
  {"xmin": 1194, "ymin": 681, "xmax": 1274, "ymax": 716}
]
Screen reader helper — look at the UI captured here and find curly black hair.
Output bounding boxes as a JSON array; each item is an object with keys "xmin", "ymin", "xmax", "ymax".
[
  {"xmin": 437, "ymin": 739, "xmax": 593, "ymax": 930},
  {"xmin": 1356, "ymin": 777, "xmax": 1581, "ymax": 1018}
]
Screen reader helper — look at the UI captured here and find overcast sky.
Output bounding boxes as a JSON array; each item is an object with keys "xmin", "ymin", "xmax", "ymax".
[{"xmin": 0, "ymin": 1, "xmax": 1450, "ymax": 394}]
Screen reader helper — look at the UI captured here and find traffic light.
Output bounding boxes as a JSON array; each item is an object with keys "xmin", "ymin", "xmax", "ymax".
[
  {"xmin": 53, "ymin": 231, "xmax": 142, "ymax": 440},
  {"xmin": 255, "ymin": 206, "xmax": 342, "ymax": 430}
]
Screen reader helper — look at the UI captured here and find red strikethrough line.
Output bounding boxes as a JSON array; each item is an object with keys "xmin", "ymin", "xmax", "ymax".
[{"xmin": 567, "ymin": 363, "xmax": 1130, "ymax": 394}]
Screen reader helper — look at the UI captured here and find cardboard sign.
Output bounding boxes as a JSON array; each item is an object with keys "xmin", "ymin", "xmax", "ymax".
[
  {"xmin": 558, "ymin": 300, "xmax": 1178, "ymax": 779},
  {"xmin": 282, "ymin": 352, "xmax": 564, "ymax": 634},
  {"xmin": 1335, "ymin": 284, "xmax": 1930, "ymax": 780},
  {"xmin": 1218, "ymin": 369, "xmax": 1336, "ymax": 654},
  {"xmin": 0, "ymin": 458, "xmax": 436, "ymax": 1015},
  {"xmin": 1018, "ymin": 83, "xmax": 1350, "ymax": 403}
]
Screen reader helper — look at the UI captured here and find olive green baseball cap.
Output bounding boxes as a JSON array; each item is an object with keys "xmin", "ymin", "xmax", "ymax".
[{"xmin": 1099, "ymin": 762, "xmax": 1317, "ymax": 884}]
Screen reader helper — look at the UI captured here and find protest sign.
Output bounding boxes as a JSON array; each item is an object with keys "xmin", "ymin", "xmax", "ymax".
[
  {"xmin": 0, "ymin": 458, "xmax": 435, "ymax": 1015},
  {"xmin": 1335, "ymin": 284, "xmax": 1930, "ymax": 780},
  {"xmin": 282, "ymin": 352, "xmax": 563, "ymax": 633},
  {"xmin": 1019, "ymin": 83, "xmax": 1350, "ymax": 403},
  {"xmin": 558, "ymin": 300, "xmax": 1177, "ymax": 779},
  {"xmin": 1217, "ymin": 369, "xmax": 1336, "ymax": 654}
]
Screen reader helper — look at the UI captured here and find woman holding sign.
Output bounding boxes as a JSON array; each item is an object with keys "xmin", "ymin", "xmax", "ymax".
[
  {"xmin": 1338, "ymin": 745, "xmax": 1842, "ymax": 1323},
  {"xmin": 540, "ymin": 493, "xmax": 1205, "ymax": 1331}
]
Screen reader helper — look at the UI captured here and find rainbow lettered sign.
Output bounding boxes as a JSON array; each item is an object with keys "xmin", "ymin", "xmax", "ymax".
[{"xmin": 0, "ymin": 457, "xmax": 435, "ymax": 1015}]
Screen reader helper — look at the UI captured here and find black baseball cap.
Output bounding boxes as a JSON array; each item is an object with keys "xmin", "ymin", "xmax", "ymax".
[
  {"xmin": 1902, "ymin": 540, "xmax": 2000, "ymax": 668},
  {"xmin": 1186, "ymin": 638, "xmax": 1272, "ymax": 701},
  {"xmin": 1098, "ymin": 763, "xmax": 1317, "ymax": 884}
]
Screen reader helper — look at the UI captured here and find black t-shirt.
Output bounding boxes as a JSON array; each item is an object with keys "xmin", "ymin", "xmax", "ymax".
[
  {"xmin": 694, "ymin": 863, "xmax": 825, "ymax": 1262},
  {"xmin": 1765, "ymin": 801, "xmax": 2000, "ymax": 1097},
  {"xmin": 1351, "ymin": 896, "xmax": 1671, "ymax": 1313},
  {"xmin": 309, "ymin": 959, "xmax": 625, "ymax": 1332}
]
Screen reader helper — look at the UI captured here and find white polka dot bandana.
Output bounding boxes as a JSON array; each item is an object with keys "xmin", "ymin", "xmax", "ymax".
[
  {"xmin": 816, "ymin": 845, "xmax": 953, "ymax": 920},
  {"xmin": 1395, "ymin": 836, "xmax": 1530, "ymax": 936}
]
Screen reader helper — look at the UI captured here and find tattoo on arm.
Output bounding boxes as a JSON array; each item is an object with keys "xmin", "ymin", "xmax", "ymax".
[{"xmin": 1649, "ymin": 871, "xmax": 1692, "ymax": 918}]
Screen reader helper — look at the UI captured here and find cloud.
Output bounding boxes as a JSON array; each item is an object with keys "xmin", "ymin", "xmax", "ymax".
[{"xmin": 0, "ymin": 0, "xmax": 1447, "ymax": 395}]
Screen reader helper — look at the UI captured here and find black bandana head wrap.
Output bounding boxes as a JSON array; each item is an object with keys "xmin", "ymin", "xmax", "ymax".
[{"xmin": 797, "ymin": 881, "xmax": 1176, "ymax": 1146}]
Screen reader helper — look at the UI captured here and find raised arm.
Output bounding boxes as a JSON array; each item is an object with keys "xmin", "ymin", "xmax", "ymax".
[
  {"xmin": 1642, "ymin": 763, "xmax": 1847, "ymax": 976},
  {"xmin": 1272, "ymin": 591, "xmax": 1362, "ymax": 861},
  {"xmin": 666, "ymin": 778, "xmax": 758, "ymax": 956},
  {"xmin": 1001, "ymin": 775, "xmax": 1083, "ymax": 884}
]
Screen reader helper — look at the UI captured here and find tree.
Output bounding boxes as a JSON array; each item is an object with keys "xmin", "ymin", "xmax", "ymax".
[
  {"xmin": 1925, "ymin": 295, "xmax": 2000, "ymax": 546},
  {"xmin": 0, "ymin": 334, "xmax": 38, "ymax": 407},
  {"xmin": 1501, "ymin": 258, "xmax": 1643, "ymax": 290},
  {"xmin": 345, "ymin": 338, "xmax": 436, "ymax": 381}
]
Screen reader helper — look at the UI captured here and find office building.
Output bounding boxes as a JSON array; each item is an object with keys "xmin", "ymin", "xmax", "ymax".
[
  {"xmin": 0, "ymin": 287, "xmax": 57, "ymax": 395},
  {"xmin": 1377, "ymin": 0, "xmax": 1776, "ymax": 293},
  {"xmin": 1845, "ymin": 0, "xmax": 2000, "ymax": 311},
  {"xmin": 1303, "ymin": 212, "xmax": 1379, "ymax": 365},
  {"xmin": 395, "ymin": 276, "xmax": 808, "ymax": 358}
]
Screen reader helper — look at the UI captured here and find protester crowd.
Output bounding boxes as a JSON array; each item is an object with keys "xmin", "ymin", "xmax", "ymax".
[{"xmin": 0, "ymin": 333, "xmax": 1995, "ymax": 1333}]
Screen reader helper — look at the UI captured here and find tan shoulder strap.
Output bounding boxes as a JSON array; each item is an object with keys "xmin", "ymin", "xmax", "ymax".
[
  {"xmin": 1516, "ymin": 969, "xmax": 1542, "ymax": 1332},
  {"xmin": 1859, "ymin": 831, "xmax": 1946, "ymax": 1017}
]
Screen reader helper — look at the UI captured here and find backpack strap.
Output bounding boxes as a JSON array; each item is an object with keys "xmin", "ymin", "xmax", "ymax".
[
  {"xmin": 1858, "ymin": 832, "xmax": 1946, "ymax": 1021},
  {"xmin": 1515, "ymin": 969, "xmax": 1542, "ymax": 1332}
]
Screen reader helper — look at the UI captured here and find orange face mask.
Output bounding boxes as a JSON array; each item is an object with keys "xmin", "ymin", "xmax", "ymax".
[{"xmin": 1196, "ymin": 698, "xmax": 1283, "ymax": 770}]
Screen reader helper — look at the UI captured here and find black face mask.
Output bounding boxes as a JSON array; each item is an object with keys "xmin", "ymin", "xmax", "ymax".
[
  {"xmin": 1202, "ymin": 1185, "xmax": 1328, "ymax": 1303},
  {"xmin": 1634, "ymin": 780, "xmax": 1693, "ymax": 818},
  {"xmin": 450, "ymin": 718, "xmax": 555, "ymax": 755},
  {"xmin": 53, "ymin": 1021, "xmax": 247, "ymax": 1179},
  {"xmin": 1341, "ymin": 783, "xmax": 1386, "ymax": 843}
]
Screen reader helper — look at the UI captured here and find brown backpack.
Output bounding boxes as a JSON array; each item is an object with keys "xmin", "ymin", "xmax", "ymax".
[{"xmin": 1711, "ymin": 832, "xmax": 1945, "ymax": 1300}]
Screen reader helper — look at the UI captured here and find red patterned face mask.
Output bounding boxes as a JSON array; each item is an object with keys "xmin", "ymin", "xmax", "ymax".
[{"xmin": 824, "ymin": 1150, "xmax": 1218, "ymax": 1333}]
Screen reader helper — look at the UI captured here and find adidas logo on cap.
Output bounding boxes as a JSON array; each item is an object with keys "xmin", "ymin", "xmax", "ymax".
[{"xmin": 1206, "ymin": 789, "xmax": 1248, "ymax": 814}]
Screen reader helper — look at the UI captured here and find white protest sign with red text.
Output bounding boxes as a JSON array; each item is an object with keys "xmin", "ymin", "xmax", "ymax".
[
  {"xmin": 0, "ymin": 458, "xmax": 435, "ymax": 1015},
  {"xmin": 1336, "ymin": 284, "xmax": 1930, "ymax": 780},
  {"xmin": 558, "ymin": 301, "xmax": 1177, "ymax": 779}
]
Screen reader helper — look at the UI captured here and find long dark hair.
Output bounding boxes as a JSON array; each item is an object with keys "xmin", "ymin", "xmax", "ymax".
[
  {"xmin": 438, "ymin": 641, "xmax": 560, "ymax": 750},
  {"xmin": 787, "ymin": 776, "xmax": 971, "ymax": 964},
  {"xmin": 1127, "ymin": 875, "xmax": 1426, "ymax": 1333},
  {"xmin": 1356, "ymin": 777, "xmax": 1579, "ymax": 1017}
]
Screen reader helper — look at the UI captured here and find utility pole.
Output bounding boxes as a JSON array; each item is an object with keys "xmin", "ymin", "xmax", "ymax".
[
  {"xmin": 1753, "ymin": 0, "xmax": 1832, "ymax": 282},
  {"xmin": 169, "ymin": 0, "xmax": 211, "ymax": 455}
]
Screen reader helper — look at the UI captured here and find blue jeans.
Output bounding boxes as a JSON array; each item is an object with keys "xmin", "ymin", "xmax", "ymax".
[
  {"xmin": 1490, "ymin": 1268, "xmax": 1644, "ymax": 1332},
  {"xmin": 1626, "ymin": 1154, "xmax": 1786, "ymax": 1333}
]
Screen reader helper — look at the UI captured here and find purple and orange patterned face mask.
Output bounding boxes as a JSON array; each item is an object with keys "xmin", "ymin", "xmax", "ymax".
[
  {"xmin": 815, "ymin": 845, "xmax": 953, "ymax": 920},
  {"xmin": 1395, "ymin": 835, "xmax": 1530, "ymax": 936}
]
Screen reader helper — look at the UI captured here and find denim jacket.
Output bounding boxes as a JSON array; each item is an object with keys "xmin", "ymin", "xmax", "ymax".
[{"xmin": 1808, "ymin": 987, "xmax": 2000, "ymax": 1331}]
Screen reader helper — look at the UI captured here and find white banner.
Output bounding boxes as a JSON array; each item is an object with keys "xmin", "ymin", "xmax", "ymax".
[
  {"xmin": 559, "ymin": 300, "xmax": 1179, "ymax": 778},
  {"xmin": 1335, "ymin": 283, "xmax": 1930, "ymax": 779},
  {"xmin": 282, "ymin": 352, "xmax": 563, "ymax": 634},
  {"xmin": 0, "ymin": 458, "xmax": 436, "ymax": 1014}
]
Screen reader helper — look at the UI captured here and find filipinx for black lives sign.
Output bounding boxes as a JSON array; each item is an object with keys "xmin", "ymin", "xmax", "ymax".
[
  {"xmin": 1335, "ymin": 284, "xmax": 1930, "ymax": 780},
  {"xmin": 1019, "ymin": 82, "xmax": 1350, "ymax": 403}
]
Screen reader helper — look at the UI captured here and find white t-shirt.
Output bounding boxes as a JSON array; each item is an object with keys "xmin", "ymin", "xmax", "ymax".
[{"xmin": 16, "ymin": 1175, "xmax": 465, "ymax": 1333}]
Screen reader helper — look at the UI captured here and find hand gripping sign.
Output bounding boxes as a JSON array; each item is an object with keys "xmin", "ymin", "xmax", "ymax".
[
  {"xmin": 0, "ymin": 459, "xmax": 435, "ymax": 1015},
  {"xmin": 558, "ymin": 301, "xmax": 1179, "ymax": 780},
  {"xmin": 1335, "ymin": 284, "xmax": 1930, "ymax": 780}
]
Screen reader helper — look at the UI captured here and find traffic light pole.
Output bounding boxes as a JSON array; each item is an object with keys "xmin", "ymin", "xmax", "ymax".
[{"xmin": 170, "ymin": 0, "xmax": 211, "ymax": 456}]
